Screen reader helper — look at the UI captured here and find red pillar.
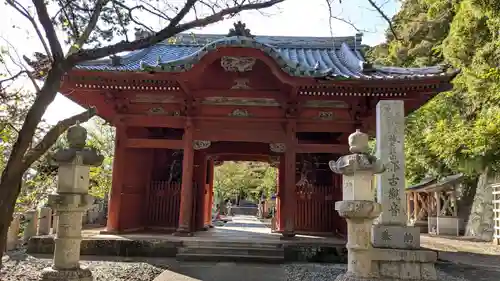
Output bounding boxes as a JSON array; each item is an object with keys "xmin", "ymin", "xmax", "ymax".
[
  {"xmin": 106, "ymin": 124, "xmax": 126, "ymax": 233},
  {"xmin": 205, "ymin": 159, "xmax": 215, "ymax": 228},
  {"xmin": 194, "ymin": 151, "xmax": 207, "ymax": 231},
  {"xmin": 282, "ymin": 121, "xmax": 297, "ymax": 238},
  {"xmin": 175, "ymin": 119, "xmax": 194, "ymax": 235},
  {"xmin": 277, "ymin": 158, "xmax": 286, "ymax": 232}
]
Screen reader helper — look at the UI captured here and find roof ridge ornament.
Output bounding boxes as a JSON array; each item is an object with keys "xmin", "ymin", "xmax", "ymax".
[{"xmin": 227, "ymin": 21, "xmax": 254, "ymax": 38}]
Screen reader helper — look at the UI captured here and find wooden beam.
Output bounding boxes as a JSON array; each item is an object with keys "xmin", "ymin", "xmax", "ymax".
[
  {"xmin": 296, "ymin": 143, "xmax": 348, "ymax": 154},
  {"xmin": 194, "ymin": 129, "xmax": 285, "ymax": 143},
  {"xmin": 194, "ymin": 89, "xmax": 283, "ymax": 100},
  {"xmin": 297, "ymin": 121, "xmax": 354, "ymax": 133},
  {"xmin": 125, "ymin": 138, "xmax": 183, "ymax": 149},
  {"xmin": 120, "ymin": 115, "xmax": 186, "ymax": 128},
  {"xmin": 211, "ymin": 154, "xmax": 272, "ymax": 162},
  {"xmin": 120, "ymin": 114, "xmax": 357, "ymax": 133}
]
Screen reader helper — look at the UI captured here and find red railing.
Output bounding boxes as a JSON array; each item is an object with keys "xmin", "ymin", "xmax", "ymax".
[
  {"xmin": 295, "ymin": 184, "xmax": 341, "ymax": 233},
  {"xmin": 146, "ymin": 181, "xmax": 199, "ymax": 230},
  {"xmin": 146, "ymin": 181, "xmax": 181, "ymax": 229}
]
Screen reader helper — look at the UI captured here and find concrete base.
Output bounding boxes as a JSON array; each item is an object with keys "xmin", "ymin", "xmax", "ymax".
[
  {"xmin": 371, "ymin": 225, "xmax": 420, "ymax": 249},
  {"xmin": 40, "ymin": 266, "xmax": 92, "ymax": 281},
  {"xmin": 279, "ymin": 231, "xmax": 296, "ymax": 240},
  {"xmin": 371, "ymin": 248, "xmax": 437, "ymax": 280},
  {"xmin": 335, "ymin": 248, "xmax": 437, "ymax": 281},
  {"xmin": 172, "ymin": 231, "xmax": 193, "ymax": 237},
  {"xmin": 173, "ymin": 226, "xmax": 193, "ymax": 237}
]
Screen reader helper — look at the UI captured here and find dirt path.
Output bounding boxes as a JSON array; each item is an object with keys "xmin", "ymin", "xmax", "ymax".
[{"xmin": 421, "ymin": 234, "xmax": 500, "ymax": 271}]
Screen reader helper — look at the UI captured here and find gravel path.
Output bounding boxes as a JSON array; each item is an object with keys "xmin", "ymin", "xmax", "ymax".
[
  {"xmin": 3, "ymin": 250, "xmax": 500, "ymax": 281},
  {"xmin": 1, "ymin": 250, "xmax": 167, "ymax": 281}
]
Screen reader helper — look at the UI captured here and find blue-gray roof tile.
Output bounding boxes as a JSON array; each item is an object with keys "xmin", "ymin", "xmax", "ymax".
[{"xmin": 75, "ymin": 33, "xmax": 452, "ymax": 80}]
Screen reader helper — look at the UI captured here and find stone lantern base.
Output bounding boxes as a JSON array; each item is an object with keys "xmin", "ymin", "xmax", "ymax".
[
  {"xmin": 40, "ymin": 266, "xmax": 93, "ymax": 281},
  {"xmin": 335, "ymin": 248, "xmax": 438, "ymax": 281}
]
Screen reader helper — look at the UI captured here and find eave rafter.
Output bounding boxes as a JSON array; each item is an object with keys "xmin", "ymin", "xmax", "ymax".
[{"xmin": 61, "ymin": 71, "xmax": 183, "ymax": 93}]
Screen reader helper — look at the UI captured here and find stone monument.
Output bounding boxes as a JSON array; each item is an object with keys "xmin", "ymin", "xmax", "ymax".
[
  {"xmin": 40, "ymin": 122, "xmax": 104, "ymax": 281},
  {"xmin": 330, "ymin": 129, "xmax": 438, "ymax": 280},
  {"xmin": 371, "ymin": 100, "xmax": 420, "ymax": 249}
]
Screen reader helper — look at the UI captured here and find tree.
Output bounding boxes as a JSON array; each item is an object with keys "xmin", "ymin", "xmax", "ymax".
[
  {"xmin": 213, "ymin": 161, "xmax": 277, "ymax": 204},
  {"xmin": 86, "ymin": 118, "xmax": 115, "ymax": 199},
  {"xmin": 368, "ymin": 0, "xmax": 500, "ymax": 238},
  {"xmin": 0, "ymin": 0, "xmax": 284, "ymax": 260}
]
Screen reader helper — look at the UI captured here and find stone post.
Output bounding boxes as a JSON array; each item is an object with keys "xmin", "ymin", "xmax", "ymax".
[
  {"xmin": 24, "ymin": 210, "xmax": 38, "ymax": 242},
  {"xmin": 40, "ymin": 123, "xmax": 104, "ymax": 281},
  {"xmin": 38, "ymin": 207, "xmax": 52, "ymax": 235},
  {"xmin": 330, "ymin": 129, "xmax": 385, "ymax": 280},
  {"xmin": 52, "ymin": 214, "xmax": 58, "ymax": 235},
  {"xmin": 372, "ymin": 100, "xmax": 420, "ymax": 249},
  {"xmin": 6, "ymin": 214, "xmax": 21, "ymax": 251}
]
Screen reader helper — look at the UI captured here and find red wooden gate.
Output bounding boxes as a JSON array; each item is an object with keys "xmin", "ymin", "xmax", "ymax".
[
  {"xmin": 295, "ymin": 184, "xmax": 341, "ymax": 233},
  {"xmin": 146, "ymin": 181, "xmax": 199, "ymax": 231},
  {"xmin": 146, "ymin": 181, "xmax": 181, "ymax": 229}
]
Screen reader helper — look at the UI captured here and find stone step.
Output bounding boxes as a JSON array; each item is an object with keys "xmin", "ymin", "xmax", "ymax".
[
  {"xmin": 182, "ymin": 240, "xmax": 283, "ymax": 249},
  {"xmin": 176, "ymin": 252, "xmax": 285, "ymax": 263},
  {"xmin": 178, "ymin": 246, "xmax": 284, "ymax": 257}
]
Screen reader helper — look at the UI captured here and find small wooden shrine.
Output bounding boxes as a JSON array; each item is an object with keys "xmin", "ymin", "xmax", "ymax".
[
  {"xmin": 406, "ymin": 174, "xmax": 464, "ymax": 236},
  {"xmin": 60, "ymin": 22, "xmax": 457, "ymax": 237}
]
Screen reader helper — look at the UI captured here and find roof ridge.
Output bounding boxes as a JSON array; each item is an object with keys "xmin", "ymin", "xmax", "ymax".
[{"xmin": 134, "ymin": 31, "xmax": 362, "ymax": 50}]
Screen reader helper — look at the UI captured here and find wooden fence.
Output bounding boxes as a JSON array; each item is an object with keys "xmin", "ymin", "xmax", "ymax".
[
  {"xmin": 295, "ymin": 184, "xmax": 341, "ymax": 233},
  {"xmin": 145, "ymin": 181, "xmax": 199, "ymax": 230},
  {"xmin": 493, "ymin": 182, "xmax": 500, "ymax": 245}
]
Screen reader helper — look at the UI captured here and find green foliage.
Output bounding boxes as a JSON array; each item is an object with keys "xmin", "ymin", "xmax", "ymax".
[
  {"xmin": 86, "ymin": 118, "xmax": 115, "ymax": 198},
  {"xmin": 370, "ymin": 0, "xmax": 500, "ymax": 183},
  {"xmin": 213, "ymin": 161, "xmax": 277, "ymax": 203},
  {"xmin": 11, "ymin": 117, "xmax": 115, "ymax": 211}
]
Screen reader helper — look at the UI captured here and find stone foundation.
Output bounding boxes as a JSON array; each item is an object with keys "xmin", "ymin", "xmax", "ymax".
[
  {"xmin": 371, "ymin": 225, "xmax": 420, "ymax": 249},
  {"xmin": 336, "ymin": 248, "xmax": 437, "ymax": 281},
  {"xmin": 371, "ymin": 248, "xmax": 437, "ymax": 280},
  {"xmin": 40, "ymin": 267, "xmax": 92, "ymax": 281},
  {"xmin": 27, "ymin": 235, "xmax": 347, "ymax": 263}
]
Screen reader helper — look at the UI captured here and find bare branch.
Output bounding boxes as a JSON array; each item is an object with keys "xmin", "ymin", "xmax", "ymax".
[
  {"xmin": 0, "ymin": 38, "xmax": 41, "ymax": 92},
  {"xmin": 32, "ymin": 0, "xmax": 64, "ymax": 60},
  {"xmin": 0, "ymin": 70, "xmax": 26, "ymax": 88},
  {"xmin": 22, "ymin": 107, "xmax": 97, "ymax": 170},
  {"xmin": 365, "ymin": 0, "xmax": 400, "ymax": 40},
  {"xmin": 6, "ymin": 0, "xmax": 53, "ymax": 58},
  {"xmin": 68, "ymin": 0, "xmax": 284, "ymax": 63},
  {"xmin": 1, "ymin": 63, "xmax": 66, "ymax": 182},
  {"xmin": 325, "ymin": 1, "xmax": 367, "ymax": 33},
  {"xmin": 68, "ymin": 0, "xmax": 109, "ymax": 55}
]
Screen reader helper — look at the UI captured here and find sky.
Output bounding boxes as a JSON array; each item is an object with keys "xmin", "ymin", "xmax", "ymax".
[{"xmin": 0, "ymin": 0, "xmax": 399, "ymax": 125}]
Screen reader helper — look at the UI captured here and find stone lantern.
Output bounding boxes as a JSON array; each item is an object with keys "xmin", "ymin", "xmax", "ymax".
[
  {"xmin": 329, "ymin": 129, "xmax": 385, "ymax": 280},
  {"xmin": 40, "ymin": 122, "xmax": 104, "ymax": 281}
]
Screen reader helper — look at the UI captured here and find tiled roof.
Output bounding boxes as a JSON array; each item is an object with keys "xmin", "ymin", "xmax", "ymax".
[{"xmin": 75, "ymin": 33, "xmax": 454, "ymax": 80}]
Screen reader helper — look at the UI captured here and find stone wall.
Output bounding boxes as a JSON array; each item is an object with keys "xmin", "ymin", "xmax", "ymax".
[{"xmin": 465, "ymin": 168, "xmax": 497, "ymax": 240}]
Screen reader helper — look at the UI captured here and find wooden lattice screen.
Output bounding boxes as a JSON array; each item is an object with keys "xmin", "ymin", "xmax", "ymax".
[{"xmin": 493, "ymin": 182, "xmax": 500, "ymax": 245}]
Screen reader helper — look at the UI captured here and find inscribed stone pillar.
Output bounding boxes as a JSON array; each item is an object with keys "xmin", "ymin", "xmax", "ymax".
[
  {"xmin": 6, "ymin": 214, "xmax": 21, "ymax": 251},
  {"xmin": 372, "ymin": 100, "xmax": 420, "ymax": 249},
  {"xmin": 38, "ymin": 207, "xmax": 52, "ymax": 235},
  {"xmin": 40, "ymin": 122, "xmax": 104, "ymax": 281},
  {"xmin": 23, "ymin": 210, "xmax": 38, "ymax": 241}
]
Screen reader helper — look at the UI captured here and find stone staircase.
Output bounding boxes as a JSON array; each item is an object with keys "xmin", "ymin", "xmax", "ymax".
[{"xmin": 176, "ymin": 240, "xmax": 285, "ymax": 263}]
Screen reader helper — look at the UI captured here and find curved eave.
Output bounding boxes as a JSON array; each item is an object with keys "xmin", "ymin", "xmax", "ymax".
[{"xmin": 139, "ymin": 36, "xmax": 338, "ymax": 78}]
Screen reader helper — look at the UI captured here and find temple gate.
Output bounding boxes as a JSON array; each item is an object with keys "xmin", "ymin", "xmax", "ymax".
[{"xmin": 60, "ymin": 22, "xmax": 456, "ymax": 237}]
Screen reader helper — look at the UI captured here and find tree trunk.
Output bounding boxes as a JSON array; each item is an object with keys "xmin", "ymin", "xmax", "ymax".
[
  {"xmin": 465, "ymin": 167, "xmax": 495, "ymax": 240},
  {"xmin": 0, "ymin": 176, "xmax": 22, "ymax": 265}
]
